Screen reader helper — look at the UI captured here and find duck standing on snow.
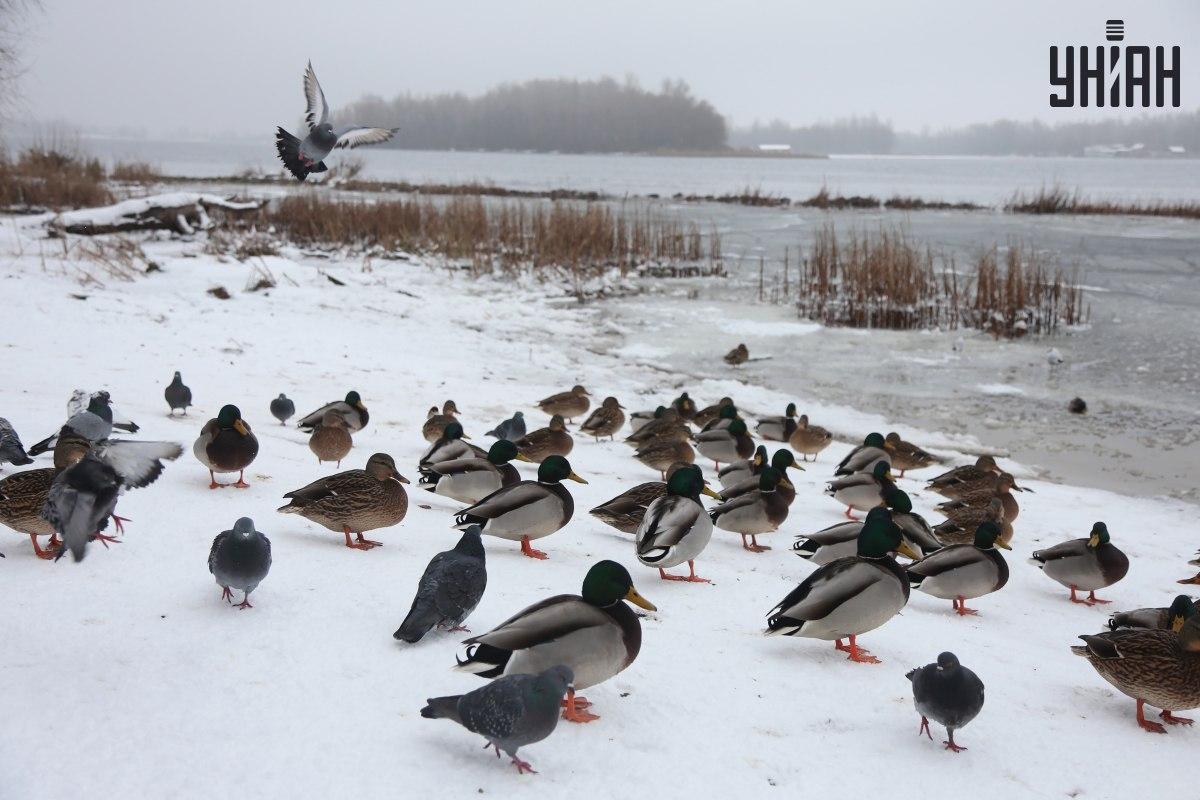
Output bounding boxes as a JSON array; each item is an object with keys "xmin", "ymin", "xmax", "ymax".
[
  {"xmin": 193, "ymin": 405, "xmax": 259, "ymax": 489},
  {"xmin": 625, "ymin": 407, "xmax": 689, "ymax": 447},
  {"xmin": 766, "ymin": 507, "xmax": 918, "ymax": 663},
  {"xmin": 717, "ymin": 445, "xmax": 767, "ymax": 489},
  {"xmin": 579, "ymin": 396, "xmax": 626, "ymax": 442},
  {"xmin": 536, "ymin": 385, "xmax": 590, "ymax": 424},
  {"xmin": 515, "ymin": 415, "xmax": 573, "ymax": 463},
  {"xmin": 926, "ymin": 455, "xmax": 1015, "ymax": 500},
  {"xmin": 883, "ymin": 432, "xmax": 938, "ymax": 477},
  {"xmin": 419, "ymin": 421, "xmax": 476, "ymax": 467},
  {"xmin": 486, "ymin": 411, "xmax": 526, "ymax": 442},
  {"xmin": 278, "ymin": 452, "xmax": 409, "ymax": 550},
  {"xmin": 671, "ymin": 392, "xmax": 698, "ymax": 421},
  {"xmin": 453, "ymin": 455, "xmax": 586, "ymax": 560},
  {"xmin": 1030, "ymin": 522, "xmax": 1129, "ymax": 605},
  {"xmin": 710, "ymin": 467, "xmax": 792, "ymax": 553},
  {"xmin": 1072, "ymin": 613, "xmax": 1200, "ymax": 733},
  {"xmin": 757, "ymin": 403, "xmax": 798, "ymax": 442},
  {"xmin": 692, "ymin": 396, "xmax": 734, "ymax": 429},
  {"xmin": 269, "ymin": 394, "xmax": 295, "ymax": 425},
  {"xmin": 164, "ymin": 371, "xmax": 192, "ymax": 417},
  {"xmin": 635, "ymin": 438, "xmax": 695, "ymax": 480},
  {"xmin": 793, "ymin": 488, "xmax": 938, "ymax": 566},
  {"xmin": 907, "ymin": 521, "xmax": 1011, "ymax": 616},
  {"xmin": 589, "ymin": 463, "xmax": 690, "ymax": 534},
  {"xmin": 1109, "ymin": 595, "xmax": 1198, "ymax": 632},
  {"xmin": 275, "ymin": 62, "xmax": 398, "ymax": 182},
  {"xmin": 455, "ymin": 559, "xmax": 655, "ymax": 722},
  {"xmin": 935, "ymin": 472, "xmax": 1020, "ymax": 521},
  {"xmin": 208, "ymin": 517, "xmax": 272, "ymax": 609},
  {"xmin": 788, "ymin": 414, "xmax": 833, "ymax": 462},
  {"xmin": 635, "ymin": 464, "xmax": 720, "ymax": 582},
  {"xmin": 0, "ymin": 418, "xmax": 33, "ymax": 468},
  {"xmin": 700, "ymin": 403, "xmax": 739, "ymax": 433},
  {"xmin": 906, "ymin": 652, "xmax": 985, "ymax": 752},
  {"xmin": 422, "ymin": 400, "xmax": 461, "ymax": 443},
  {"xmin": 308, "ymin": 410, "xmax": 353, "ymax": 467},
  {"xmin": 395, "ymin": 525, "xmax": 487, "ymax": 642},
  {"xmin": 695, "ymin": 418, "xmax": 754, "ymax": 470},
  {"xmin": 718, "ymin": 449, "xmax": 801, "ymax": 505},
  {"xmin": 826, "ymin": 461, "xmax": 895, "ymax": 520},
  {"xmin": 834, "ymin": 432, "xmax": 891, "ymax": 476},
  {"xmin": 422, "ymin": 665, "xmax": 573, "ymax": 774},
  {"xmin": 724, "ymin": 343, "xmax": 749, "ymax": 365},
  {"xmin": 297, "ymin": 390, "xmax": 368, "ymax": 433},
  {"xmin": 419, "ymin": 440, "xmax": 528, "ymax": 505}
]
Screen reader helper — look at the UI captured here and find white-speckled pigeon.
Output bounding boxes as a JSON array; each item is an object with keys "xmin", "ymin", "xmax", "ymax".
[
  {"xmin": 275, "ymin": 62, "xmax": 399, "ymax": 182},
  {"xmin": 485, "ymin": 411, "xmax": 526, "ymax": 442},
  {"xmin": 41, "ymin": 440, "xmax": 183, "ymax": 561},
  {"xmin": 67, "ymin": 390, "xmax": 138, "ymax": 433},
  {"xmin": 0, "ymin": 418, "xmax": 33, "ymax": 467},
  {"xmin": 269, "ymin": 393, "xmax": 295, "ymax": 425},
  {"xmin": 906, "ymin": 651, "xmax": 985, "ymax": 753},
  {"xmin": 394, "ymin": 525, "xmax": 486, "ymax": 642},
  {"xmin": 421, "ymin": 665, "xmax": 573, "ymax": 774},
  {"xmin": 208, "ymin": 517, "xmax": 272, "ymax": 609},
  {"xmin": 28, "ymin": 390, "xmax": 139, "ymax": 455},
  {"xmin": 164, "ymin": 372, "xmax": 192, "ymax": 416}
]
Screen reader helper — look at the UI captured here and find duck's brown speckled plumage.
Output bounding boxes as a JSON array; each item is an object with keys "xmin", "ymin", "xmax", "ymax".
[
  {"xmin": 536, "ymin": 385, "xmax": 590, "ymax": 422},
  {"xmin": 0, "ymin": 468, "xmax": 56, "ymax": 537},
  {"xmin": 1073, "ymin": 618, "xmax": 1200, "ymax": 718},
  {"xmin": 422, "ymin": 400, "xmax": 460, "ymax": 443},
  {"xmin": 589, "ymin": 464, "xmax": 690, "ymax": 534},
  {"xmin": 884, "ymin": 432, "xmax": 939, "ymax": 476},
  {"xmin": 579, "ymin": 397, "xmax": 626, "ymax": 441},
  {"xmin": 516, "ymin": 415, "xmax": 574, "ymax": 463},
  {"xmin": 635, "ymin": 439, "xmax": 695, "ymax": 478},
  {"xmin": 308, "ymin": 411, "xmax": 353, "ymax": 466},
  {"xmin": 278, "ymin": 453, "xmax": 409, "ymax": 535},
  {"xmin": 788, "ymin": 415, "xmax": 832, "ymax": 461}
]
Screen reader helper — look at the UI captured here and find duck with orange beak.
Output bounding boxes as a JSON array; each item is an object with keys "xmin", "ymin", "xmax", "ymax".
[{"xmin": 193, "ymin": 405, "xmax": 259, "ymax": 489}]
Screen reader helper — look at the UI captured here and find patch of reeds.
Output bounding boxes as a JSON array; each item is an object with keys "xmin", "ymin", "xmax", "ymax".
[
  {"xmin": 1006, "ymin": 184, "xmax": 1200, "ymax": 219},
  {"xmin": 673, "ymin": 186, "xmax": 791, "ymax": 207},
  {"xmin": 0, "ymin": 147, "xmax": 113, "ymax": 211},
  {"xmin": 799, "ymin": 186, "xmax": 881, "ymax": 210},
  {"xmin": 883, "ymin": 196, "xmax": 983, "ymax": 211},
  {"xmin": 109, "ymin": 160, "xmax": 163, "ymax": 183}
]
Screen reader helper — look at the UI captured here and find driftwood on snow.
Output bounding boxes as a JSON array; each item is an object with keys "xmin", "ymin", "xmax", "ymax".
[{"xmin": 49, "ymin": 193, "xmax": 263, "ymax": 236}]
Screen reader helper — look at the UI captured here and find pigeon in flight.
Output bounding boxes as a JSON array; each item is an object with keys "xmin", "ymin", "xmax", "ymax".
[{"xmin": 275, "ymin": 61, "xmax": 399, "ymax": 182}]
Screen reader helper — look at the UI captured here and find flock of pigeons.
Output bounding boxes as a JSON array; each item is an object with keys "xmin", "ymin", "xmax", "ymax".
[{"xmin": 2, "ymin": 372, "xmax": 1198, "ymax": 774}]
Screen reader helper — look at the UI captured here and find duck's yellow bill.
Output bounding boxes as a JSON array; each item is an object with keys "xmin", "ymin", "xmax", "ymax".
[
  {"xmin": 568, "ymin": 471, "xmax": 589, "ymax": 484},
  {"xmin": 701, "ymin": 485, "xmax": 721, "ymax": 499},
  {"xmin": 897, "ymin": 541, "xmax": 922, "ymax": 560},
  {"xmin": 514, "ymin": 452, "xmax": 534, "ymax": 463},
  {"xmin": 625, "ymin": 586, "xmax": 657, "ymax": 611},
  {"xmin": 995, "ymin": 540, "xmax": 1012, "ymax": 550},
  {"xmin": 234, "ymin": 420, "xmax": 249, "ymax": 436}
]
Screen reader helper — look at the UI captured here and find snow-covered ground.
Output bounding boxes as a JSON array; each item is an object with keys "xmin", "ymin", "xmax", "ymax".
[{"xmin": 0, "ymin": 215, "xmax": 1194, "ymax": 798}]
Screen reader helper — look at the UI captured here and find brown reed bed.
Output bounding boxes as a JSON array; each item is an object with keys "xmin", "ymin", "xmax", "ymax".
[
  {"xmin": 109, "ymin": 160, "xmax": 163, "ymax": 183},
  {"xmin": 1006, "ymin": 185, "xmax": 1200, "ymax": 219},
  {"xmin": 792, "ymin": 225, "xmax": 1086, "ymax": 336},
  {"xmin": 0, "ymin": 147, "xmax": 113, "ymax": 211},
  {"xmin": 799, "ymin": 186, "xmax": 881, "ymax": 210},
  {"xmin": 673, "ymin": 186, "xmax": 791, "ymax": 207},
  {"xmin": 883, "ymin": 195, "xmax": 983, "ymax": 211}
]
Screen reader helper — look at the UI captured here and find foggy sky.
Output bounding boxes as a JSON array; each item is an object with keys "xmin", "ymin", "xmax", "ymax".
[{"xmin": 14, "ymin": 0, "xmax": 1200, "ymax": 138}]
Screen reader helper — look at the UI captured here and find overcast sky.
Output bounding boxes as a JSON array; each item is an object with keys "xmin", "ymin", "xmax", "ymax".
[{"xmin": 13, "ymin": 0, "xmax": 1200, "ymax": 138}]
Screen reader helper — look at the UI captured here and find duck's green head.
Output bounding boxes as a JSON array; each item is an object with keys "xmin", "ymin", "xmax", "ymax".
[
  {"xmin": 538, "ymin": 455, "xmax": 587, "ymax": 485},
  {"xmin": 1168, "ymin": 595, "xmax": 1197, "ymax": 632},
  {"xmin": 442, "ymin": 421, "xmax": 468, "ymax": 441},
  {"xmin": 1087, "ymin": 522, "xmax": 1110, "ymax": 549},
  {"xmin": 871, "ymin": 461, "xmax": 892, "ymax": 480},
  {"xmin": 728, "ymin": 419, "xmax": 749, "ymax": 436},
  {"xmin": 582, "ymin": 560, "xmax": 656, "ymax": 611},
  {"xmin": 653, "ymin": 405, "xmax": 668, "ymax": 419},
  {"xmin": 858, "ymin": 507, "xmax": 920, "ymax": 559},
  {"xmin": 785, "ymin": 402, "xmax": 797, "ymax": 418},
  {"xmin": 885, "ymin": 488, "xmax": 912, "ymax": 513},
  {"xmin": 487, "ymin": 439, "xmax": 524, "ymax": 465},
  {"xmin": 345, "ymin": 390, "xmax": 363, "ymax": 409},
  {"xmin": 758, "ymin": 467, "xmax": 791, "ymax": 492},
  {"xmin": 771, "ymin": 449, "xmax": 797, "ymax": 471},
  {"xmin": 751, "ymin": 446, "xmax": 768, "ymax": 467},
  {"xmin": 973, "ymin": 521, "xmax": 1011, "ymax": 550},
  {"xmin": 217, "ymin": 404, "xmax": 249, "ymax": 436},
  {"xmin": 864, "ymin": 432, "xmax": 885, "ymax": 448},
  {"xmin": 667, "ymin": 464, "xmax": 719, "ymax": 500},
  {"xmin": 719, "ymin": 404, "xmax": 738, "ymax": 420}
]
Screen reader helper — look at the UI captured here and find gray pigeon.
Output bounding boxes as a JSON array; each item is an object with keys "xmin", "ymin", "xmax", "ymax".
[
  {"xmin": 421, "ymin": 665, "xmax": 573, "ymax": 774},
  {"xmin": 485, "ymin": 411, "xmax": 526, "ymax": 442},
  {"xmin": 270, "ymin": 393, "xmax": 295, "ymax": 425},
  {"xmin": 67, "ymin": 390, "xmax": 138, "ymax": 433},
  {"xmin": 394, "ymin": 525, "xmax": 486, "ymax": 643},
  {"xmin": 275, "ymin": 62, "xmax": 399, "ymax": 182},
  {"xmin": 29, "ymin": 392, "xmax": 118, "ymax": 455},
  {"xmin": 0, "ymin": 418, "xmax": 33, "ymax": 467},
  {"xmin": 41, "ymin": 440, "xmax": 183, "ymax": 561},
  {"xmin": 164, "ymin": 372, "xmax": 193, "ymax": 416},
  {"xmin": 906, "ymin": 651, "xmax": 985, "ymax": 753},
  {"xmin": 208, "ymin": 517, "xmax": 272, "ymax": 609}
]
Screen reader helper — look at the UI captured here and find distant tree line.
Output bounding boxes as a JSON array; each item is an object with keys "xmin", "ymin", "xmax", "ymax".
[
  {"xmin": 727, "ymin": 115, "xmax": 896, "ymax": 154},
  {"xmin": 339, "ymin": 76, "xmax": 727, "ymax": 153}
]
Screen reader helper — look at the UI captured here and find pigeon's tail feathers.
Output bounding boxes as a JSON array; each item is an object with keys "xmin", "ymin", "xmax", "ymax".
[
  {"xmin": 28, "ymin": 434, "xmax": 55, "ymax": 457},
  {"xmin": 62, "ymin": 493, "xmax": 97, "ymax": 563},
  {"xmin": 420, "ymin": 695, "xmax": 462, "ymax": 723},
  {"xmin": 394, "ymin": 597, "xmax": 438, "ymax": 643},
  {"xmin": 275, "ymin": 127, "xmax": 309, "ymax": 181}
]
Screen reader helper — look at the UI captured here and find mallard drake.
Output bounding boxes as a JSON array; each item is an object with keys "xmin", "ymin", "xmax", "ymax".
[
  {"xmin": 788, "ymin": 414, "xmax": 833, "ymax": 462},
  {"xmin": 589, "ymin": 463, "xmax": 690, "ymax": 534},
  {"xmin": 454, "ymin": 455, "xmax": 585, "ymax": 559},
  {"xmin": 700, "ymin": 403, "xmax": 739, "ymax": 433},
  {"xmin": 270, "ymin": 393, "xmax": 295, "ymax": 425},
  {"xmin": 717, "ymin": 445, "xmax": 768, "ymax": 489},
  {"xmin": 419, "ymin": 421, "xmax": 475, "ymax": 466},
  {"xmin": 826, "ymin": 461, "xmax": 895, "ymax": 520},
  {"xmin": 935, "ymin": 473, "xmax": 1020, "ymax": 521},
  {"xmin": 422, "ymin": 400, "xmax": 461, "ymax": 443},
  {"xmin": 692, "ymin": 397, "xmax": 733, "ymax": 429},
  {"xmin": 834, "ymin": 432, "xmax": 891, "ymax": 476},
  {"xmin": 297, "ymin": 390, "xmax": 368, "ymax": 433},
  {"xmin": 193, "ymin": 405, "xmax": 259, "ymax": 489},
  {"xmin": 456, "ymin": 559, "xmax": 656, "ymax": 722},
  {"xmin": 927, "ymin": 455, "xmax": 1026, "ymax": 500},
  {"xmin": 580, "ymin": 397, "xmax": 626, "ymax": 441},
  {"xmin": 418, "ymin": 440, "xmax": 530, "ymax": 504},
  {"xmin": 933, "ymin": 497, "xmax": 1014, "ymax": 548},
  {"xmin": 635, "ymin": 438, "xmax": 695, "ymax": 479},
  {"xmin": 1031, "ymin": 522, "xmax": 1129, "ymax": 605},
  {"xmin": 277, "ymin": 452, "xmax": 409, "ymax": 550},
  {"xmin": 536, "ymin": 385, "xmax": 590, "ymax": 423},
  {"xmin": 671, "ymin": 392, "xmax": 698, "ymax": 420},
  {"xmin": 884, "ymin": 432, "xmax": 939, "ymax": 477},
  {"xmin": 767, "ymin": 507, "xmax": 918, "ymax": 663},
  {"xmin": 907, "ymin": 521, "xmax": 1011, "ymax": 615},
  {"xmin": 515, "ymin": 415, "xmax": 573, "ymax": 463},
  {"xmin": 625, "ymin": 407, "xmax": 688, "ymax": 447},
  {"xmin": 309, "ymin": 410, "xmax": 353, "ymax": 467},
  {"xmin": 635, "ymin": 464, "xmax": 720, "ymax": 582},
  {"xmin": 718, "ymin": 449, "xmax": 801, "ymax": 505},
  {"xmin": 724, "ymin": 343, "xmax": 749, "ymax": 365},
  {"xmin": 793, "ymin": 488, "xmax": 939, "ymax": 566},
  {"xmin": 710, "ymin": 467, "xmax": 792, "ymax": 552},
  {"xmin": 1109, "ymin": 595, "xmax": 1198, "ymax": 632},
  {"xmin": 0, "ymin": 468, "xmax": 59, "ymax": 558},
  {"xmin": 907, "ymin": 652, "xmax": 985, "ymax": 753},
  {"xmin": 1072, "ymin": 613, "xmax": 1200, "ymax": 733},
  {"xmin": 757, "ymin": 403, "xmax": 798, "ymax": 442},
  {"xmin": 695, "ymin": 418, "xmax": 754, "ymax": 470}
]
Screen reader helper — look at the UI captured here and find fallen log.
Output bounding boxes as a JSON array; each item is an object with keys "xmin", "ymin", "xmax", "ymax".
[{"xmin": 49, "ymin": 193, "xmax": 263, "ymax": 236}]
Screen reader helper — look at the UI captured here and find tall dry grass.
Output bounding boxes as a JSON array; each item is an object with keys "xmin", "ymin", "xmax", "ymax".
[
  {"xmin": 0, "ymin": 147, "xmax": 113, "ymax": 210},
  {"xmin": 1007, "ymin": 185, "xmax": 1200, "ymax": 219}
]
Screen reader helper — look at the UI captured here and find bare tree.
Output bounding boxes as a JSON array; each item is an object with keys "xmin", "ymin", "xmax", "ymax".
[{"xmin": 0, "ymin": 0, "xmax": 39, "ymax": 126}]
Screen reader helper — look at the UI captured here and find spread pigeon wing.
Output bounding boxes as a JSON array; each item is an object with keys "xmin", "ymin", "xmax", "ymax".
[
  {"xmin": 333, "ymin": 126, "xmax": 399, "ymax": 150},
  {"xmin": 304, "ymin": 62, "xmax": 329, "ymax": 129},
  {"xmin": 96, "ymin": 440, "xmax": 183, "ymax": 489}
]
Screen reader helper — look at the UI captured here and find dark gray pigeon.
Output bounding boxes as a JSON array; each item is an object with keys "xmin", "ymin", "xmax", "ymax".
[
  {"xmin": 270, "ymin": 393, "xmax": 296, "ymax": 425},
  {"xmin": 0, "ymin": 418, "xmax": 33, "ymax": 467},
  {"xmin": 41, "ymin": 440, "xmax": 183, "ymax": 561},
  {"xmin": 485, "ymin": 411, "xmax": 526, "ymax": 442},
  {"xmin": 906, "ymin": 651, "xmax": 985, "ymax": 753},
  {"xmin": 421, "ymin": 665, "xmax": 573, "ymax": 774},
  {"xmin": 275, "ymin": 62, "xmax": 399, "ymax": 182},
  {"xmin": 29, "ymin": 392, "xmax": 117, "ymax": 455},
  {"xmin": 164, "ymin": 372, "xmax": 192, "ymax": 416},
  {"xmin": 208, "ymin": 517, "xmax": 272, "ymax": 609},
  {"xmin": 394, "ymin": 525, "xmax": 486, "ymax": 643}
]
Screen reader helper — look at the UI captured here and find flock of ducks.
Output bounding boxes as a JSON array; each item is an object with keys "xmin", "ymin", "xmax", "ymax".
[{"xmin": 1, "ymin": 375, "xmax": 1198, "ymax": 774}]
